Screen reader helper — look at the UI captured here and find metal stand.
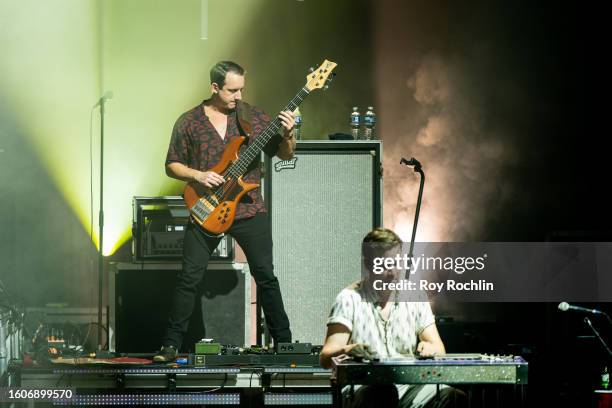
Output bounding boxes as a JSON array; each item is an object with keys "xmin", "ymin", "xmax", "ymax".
[
  {"xmin": 400, "ymin": 157, "xmax": 425, "ymax": 277},
  {"xmin": 584, "ymin": 317, "xmax": 612, "ymax": 359},
  {"xmin": 97, "ymin": 97, "xmax": 108, "ymax": 350}
]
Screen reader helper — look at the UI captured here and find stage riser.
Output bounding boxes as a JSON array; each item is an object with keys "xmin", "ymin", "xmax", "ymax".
[{"xmin": 109, "ymin": 262, "xmax": 250, "ymax": 352}]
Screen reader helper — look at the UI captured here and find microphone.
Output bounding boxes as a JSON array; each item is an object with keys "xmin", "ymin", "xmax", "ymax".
[
  {"xmin": 400, "ymin": 157, "xmax": 421, "ymax": 167},
  {"xmin": 93, "ymin": 91, "xmax": 114, "ymax": 108},
  {"xmin": 558, "ymin": 302, "xmax": 603, "ymax": 315}
]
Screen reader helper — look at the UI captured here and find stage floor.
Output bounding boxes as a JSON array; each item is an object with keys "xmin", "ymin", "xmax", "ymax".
[{"xmin": 7, "ymin": 362, "xmax": 333, "ymax": 406}]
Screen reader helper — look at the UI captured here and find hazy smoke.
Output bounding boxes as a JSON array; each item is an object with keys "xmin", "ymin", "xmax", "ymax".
[{"xmin": 383, "ymin": 53, "xmax": 514, "ymax": 242}]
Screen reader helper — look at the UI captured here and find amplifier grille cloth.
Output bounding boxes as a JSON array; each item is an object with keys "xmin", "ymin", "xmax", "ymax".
[{"xmin": 270, "ymin": 152, "xmax": 376, "ymax": 344}]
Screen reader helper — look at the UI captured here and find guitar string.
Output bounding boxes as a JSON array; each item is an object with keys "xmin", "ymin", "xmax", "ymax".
[
  {"xmin": 209, "ymin": 87, "xmax": 310, "ymax": 200},
  {"xmin": 194, "ymin": 80, "xmax": 320, "ymax": 222},
  {"xmin": 222, "ymin": 87, "xmax": 309, "ymax": 179},
  {"xmin": 222, "ymin": 89, "xmax": 308, "ymax": 182}
]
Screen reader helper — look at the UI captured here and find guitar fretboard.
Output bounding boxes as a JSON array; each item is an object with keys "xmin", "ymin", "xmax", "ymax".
[{"xmin": 222, "ymin": 87, "xmax": 310, "ymax": 180}]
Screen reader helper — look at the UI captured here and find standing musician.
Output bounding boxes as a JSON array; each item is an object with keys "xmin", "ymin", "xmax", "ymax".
[
  {"xmin": 154, "ymin": 61, "xmax": 295, "ymax": 362},
  {"xmin": 320, "ymin": 228, "xmax": 466, "ymax": 407}
]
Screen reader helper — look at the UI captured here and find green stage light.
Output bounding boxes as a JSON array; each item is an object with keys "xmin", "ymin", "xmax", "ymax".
[
  {"xmin": 0, "ymin": 0, "xmax": 102, "ymax": 246},
  {"xmin": 1, "ymin": 0, "xmax": 263, "ymax": 255}
]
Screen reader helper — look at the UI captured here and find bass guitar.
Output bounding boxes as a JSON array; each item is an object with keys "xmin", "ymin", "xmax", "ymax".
[{"xmin": 183, "ymin": 59, "xmax": 337, "ymax": 236}]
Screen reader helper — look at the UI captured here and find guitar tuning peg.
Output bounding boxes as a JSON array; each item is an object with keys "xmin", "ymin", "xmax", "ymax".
[
  {"xmin": 323, "ymin": 85, "xmax": 329, "ymax": 91},
  {"xmin": 308, "ymin": 67, "xmax": 315, "ymax": 73},
  {"xmin": 326, "ymin": 77, "xmax": 333, "ymax": 82}
]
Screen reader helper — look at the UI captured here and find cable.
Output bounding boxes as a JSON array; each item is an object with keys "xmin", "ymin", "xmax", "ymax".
[
  {"xmin": 78, "ymin": 322, "xmax": 94, "ymax": 351},
  {"xmin": 79, "ymin": 322, "xmax": 109, "ymax": 351},
  {"xmin": 199, "ymin": 373, "xmax": 228, "ymax": 393},
  {"xmin": 55, "ymin": 374, "xmax": 66, "ymax": 387},
  {"xmin": 249, "ymin": 370, "xmax": 262, "ymax": 388}
]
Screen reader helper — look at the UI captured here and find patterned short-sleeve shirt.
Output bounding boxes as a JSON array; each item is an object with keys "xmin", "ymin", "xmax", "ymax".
[
  {"xmin": 165, "ymin": 100, "xmax": 283, "ymax": 220},
  {"xmin": 328, "ymin": 283, "xmax": 442, "ymax": 404},
  {"xmin": 327, "ymin": 283, "xmax": 435, "ymax": 359}
]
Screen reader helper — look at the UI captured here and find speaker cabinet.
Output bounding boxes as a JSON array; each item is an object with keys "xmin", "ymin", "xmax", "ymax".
[
  {"xmin": 265, "ymin": 141, "xmax": 382, "ymax": 344},
  {"xmin": 109, "ymin": 262, "xmax": 250, "ymax": 352}
]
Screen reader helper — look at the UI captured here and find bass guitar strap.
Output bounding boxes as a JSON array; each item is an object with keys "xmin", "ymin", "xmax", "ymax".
[{"xmin": 235, "ymin": 100, "xmax": 253, "ymax": 140}]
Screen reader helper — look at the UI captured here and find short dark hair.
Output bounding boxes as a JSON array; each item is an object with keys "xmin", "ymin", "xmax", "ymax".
[
  {"xmin": 362, "ymin": 228, "xmax": 402, "ymax": 272},
  {"xmin": 210, "ymin": 61, "xmax": 245, "ymax": 87}
]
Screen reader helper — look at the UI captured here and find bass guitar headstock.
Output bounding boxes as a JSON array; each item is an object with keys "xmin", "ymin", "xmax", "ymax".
[{"xmin": 305, "ymin": 59, "xmax": 337, "ymax": 92}]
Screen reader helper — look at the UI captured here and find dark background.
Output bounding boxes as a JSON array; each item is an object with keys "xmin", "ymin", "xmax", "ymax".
[
  {"xmin": 1, "ymin": 1, "xmax": 610, "ymax": 406},
  {"xmin": 403, "ymin": 2, "xmax": 611, "ymax": 405}
]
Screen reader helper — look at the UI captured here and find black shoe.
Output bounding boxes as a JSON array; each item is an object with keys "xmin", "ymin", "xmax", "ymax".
[{"xmin": 153, "ymin": 345, "xmax": 177, "ymax": 362}]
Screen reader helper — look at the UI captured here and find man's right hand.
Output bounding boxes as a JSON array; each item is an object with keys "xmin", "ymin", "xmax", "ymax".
[
  {"xmin": 344, "ymin": 343, "xmax": 376, "ymax": 360},
  {"xmin": 193, "ymin": 170, "xmax": 225, "ymax": 188}
]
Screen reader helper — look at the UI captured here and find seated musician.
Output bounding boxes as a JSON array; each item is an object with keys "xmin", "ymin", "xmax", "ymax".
[{"xmin": 320, "ymin": 228, "xmax": 466, "ymax": 408}]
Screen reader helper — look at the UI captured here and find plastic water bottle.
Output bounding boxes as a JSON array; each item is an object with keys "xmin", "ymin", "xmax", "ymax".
[
  {"xmin": 364, "ymin": 106, "xmax": 376, "ymax": 140},
  {"xmin": 294, "ymin": 107, "xmax": 302, "ymax": 140},
  {"xmin": 602, "ymin": 366, "xmax": 610, "ymax": 389},
  {"xmin": 350, "ymin": 107, "xmax": 361, "ymax": 140}
]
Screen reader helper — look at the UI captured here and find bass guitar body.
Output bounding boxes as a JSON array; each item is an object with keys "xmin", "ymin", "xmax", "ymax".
[{"xmin": 183, "ymin": 136, "xmax": 258, "ymax": 236}]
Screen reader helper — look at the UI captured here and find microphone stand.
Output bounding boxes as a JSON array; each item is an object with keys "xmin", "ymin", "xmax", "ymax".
[
  {"xmin": 400, "ymin": 158, "xmax": 424, "ymax": 278},
  {"xmin": 584, "ymin": 317, "xmax": 612, "ymax": 360},
  {"xmin": 97, "ymin": 98, "xmax": 107, "ymax": 350}
]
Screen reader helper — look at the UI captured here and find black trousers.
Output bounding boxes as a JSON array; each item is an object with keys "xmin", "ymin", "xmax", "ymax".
[{"xmin": 162, "ymin": 212, "xmax": 292, "ymax": 348}]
